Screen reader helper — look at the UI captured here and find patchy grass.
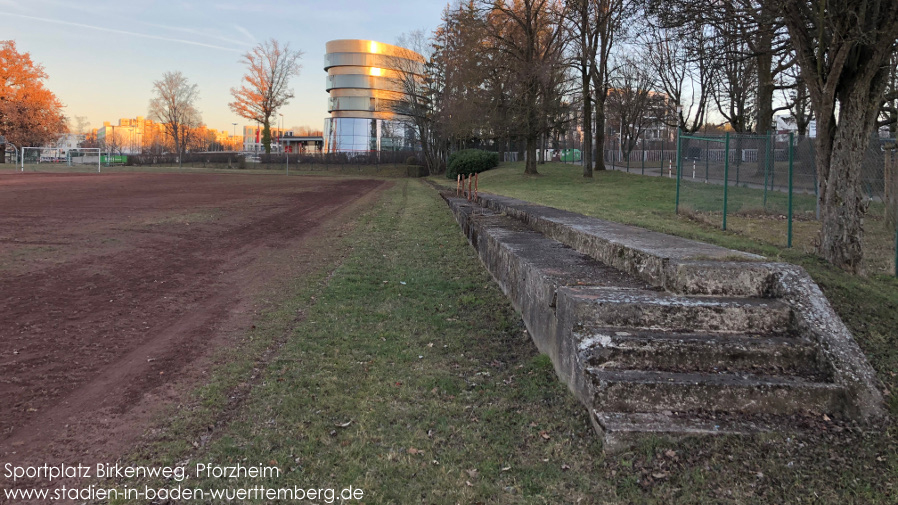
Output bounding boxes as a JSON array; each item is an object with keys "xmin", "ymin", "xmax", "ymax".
[
  {"xmin": 111, "ymin": 178, "xmax": 895, "ymax": 503},
  {"xmin": 113, "ymin": 181, "xmax": 608, "ymax": 503}
]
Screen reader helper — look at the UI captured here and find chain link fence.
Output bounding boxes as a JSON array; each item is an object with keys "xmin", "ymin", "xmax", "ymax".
[
  {"xmin": 671, "ymin": 131, "xmax": 896, "ymax": 276},
  {"xmin": 2, "ymin": 149, "xmax": 427, "ymax": 177}
]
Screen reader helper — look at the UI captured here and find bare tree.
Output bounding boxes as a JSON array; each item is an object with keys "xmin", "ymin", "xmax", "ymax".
[
  {"xmin": 435, "ymin": 2, "xmax": 494, "ymax": 150},
  {"xmin": 567, "ymin": 0, "xmax": 598, "ymax": 175},
  {"xmin": 101, "ymin": 128, "xmax": 124, "ymax": 157},
  {"xmin": 566, "ymin": 0, "xmax": 631, "ymax": 174},
  {"xmin": 606, "ymin": 52, "xmax": 667, "ymax": 158},
  {"xmin": 780, "ymin": 65, "xmax": 814, "ymax": 136},
  {"xmin": 722, "ymin": 1, "xmax": 792, "ymax": 134},
  {"xmin": 589, "ymin": 0, "xmax": 629, "ymax": 171},
  {"xmin": 643, "ymin": 23, "xmax": 713, "ymax": 135},
  {"xmin": 69, "ymin": 116, "xmax": 90, "ymax": 135},
  {"xmin": 481, "ymin": 0, "xmax": 569, "ymax": 175},
  {"xmin": 710, "ymin": 21, "xmax": 758, "ymax": 134},
  {"xmin": 391, "ymin": 31, "xmax": 444, "ymax": 174},
  {"xmin": 148, "ymin": 71, "xmax": 201, "ymax": 169},
  {"xmin": 229, "ymin": 39, "xmax": 302, "ymax": 154},
  {"xmin": 780, "ymin": 0, "xmax": 898, "ymax": 273}
]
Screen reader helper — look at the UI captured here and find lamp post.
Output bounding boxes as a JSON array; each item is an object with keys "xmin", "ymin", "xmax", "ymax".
[
  {"xmin": 280, "ymin": 114, "xmax": 288, "ymax": 175},
  {"xmin": 232, "ymin": 122, "xmax": 237, "ymax": 151}
]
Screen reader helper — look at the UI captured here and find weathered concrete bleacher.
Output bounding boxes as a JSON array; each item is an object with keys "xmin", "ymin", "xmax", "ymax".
[{"xmin": 441, "ymin": 191, "xmax": 885, "ymax": 451}]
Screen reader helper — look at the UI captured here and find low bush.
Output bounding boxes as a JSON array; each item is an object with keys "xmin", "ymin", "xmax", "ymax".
[
  {"xmin": 446, "ymin": 149, "xmax": 499, "ymax": 179},
  {"xmin": 406, "ymin": 155, "xmax": 419, "ymax": 166}
]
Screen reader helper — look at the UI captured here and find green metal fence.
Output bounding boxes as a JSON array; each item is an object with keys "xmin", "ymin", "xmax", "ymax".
[{"xmin": 672, "ymin": 130, "xmax": 898, "ymax": 277}]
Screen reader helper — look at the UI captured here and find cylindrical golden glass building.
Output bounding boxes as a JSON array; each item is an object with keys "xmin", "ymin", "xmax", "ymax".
[{"xmin": 323, "ymin": 39, "xmax": 424, "ymax": 154}]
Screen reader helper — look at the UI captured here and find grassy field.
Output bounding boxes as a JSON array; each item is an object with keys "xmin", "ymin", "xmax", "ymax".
[{"xmin": 101, "ymin": 176, "xmax": 898, "ymax": 504}]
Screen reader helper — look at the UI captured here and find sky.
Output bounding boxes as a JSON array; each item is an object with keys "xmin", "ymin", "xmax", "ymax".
[{"xmin": 0, "ymin": 0, "xmax": 448, "ymax": 135}]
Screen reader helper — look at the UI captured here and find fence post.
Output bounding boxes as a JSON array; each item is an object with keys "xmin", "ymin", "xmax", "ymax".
[
  {"xmin": 723, "ymin": 133, "xmax": 730, "ymax": 231},
  {"xmin": 763, "ymin": 130, "xmax": 771, "ymax": 208},
  {"xmin": 641, "ymin": 147, "xmax": 645, "ymax": 175},
  {"xmin": 675, "ymin": 129, "xmax": 682, "ymax": 214},
  {"xmin": 788, "ymin": 132, "xmax": 794, "ymax": 248},
  {"xmin": 705, "ymin": 139, "xmax": 709, "ymax": 183}
]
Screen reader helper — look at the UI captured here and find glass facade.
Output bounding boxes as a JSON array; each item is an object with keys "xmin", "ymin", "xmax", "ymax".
[
  {"xmin": 323, "ymin": 39, "xmax": 423, "ymax": 155},
  {"xmin": 323, "ymin": 117, "xmax": 418, "ymax": 153}
]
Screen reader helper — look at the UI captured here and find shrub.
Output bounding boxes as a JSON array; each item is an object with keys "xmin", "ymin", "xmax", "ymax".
[
  {"xmin": 406, "ymin": 155, "xmax": 419, "ymax": 166},
  {"xmin": 446, "ymin": 149, "xmax": 499, "ymax": 179}
]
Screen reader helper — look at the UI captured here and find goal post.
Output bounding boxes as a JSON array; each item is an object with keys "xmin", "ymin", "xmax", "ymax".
[{"xmin": 67, "ymin": 148, "xmax": 102, "ymax": 172}]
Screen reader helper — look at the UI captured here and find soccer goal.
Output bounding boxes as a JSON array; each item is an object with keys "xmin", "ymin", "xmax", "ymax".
[
  {"xmin": 21, "ymin": 147, "xmax": 101, "ymax": 172},
  {"xmin": 67, "ymin": 148, "xmax": 102, "ymax": 172}
]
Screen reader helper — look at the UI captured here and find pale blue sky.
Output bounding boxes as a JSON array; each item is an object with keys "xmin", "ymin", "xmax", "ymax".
[{"xmin": 1, "ymin": 0, "xmax": 447, "ymax": 135}]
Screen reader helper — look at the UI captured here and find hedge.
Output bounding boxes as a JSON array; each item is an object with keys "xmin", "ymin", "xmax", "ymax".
[{"xmin": 446, "ymin": 149, "xmax": 499, "ymax": 179}]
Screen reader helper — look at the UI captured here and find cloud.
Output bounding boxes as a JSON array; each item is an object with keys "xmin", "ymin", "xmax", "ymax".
[
  {"xmin": 234, "ymin": 25, "xmax": 257, "ymax": 45},
  {"xmin": 5, "ymin": 12, "xmax": 243, "ymax": 53}
]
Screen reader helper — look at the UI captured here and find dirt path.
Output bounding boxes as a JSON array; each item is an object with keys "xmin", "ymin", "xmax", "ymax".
[{"xmin": 0, "ymin": 173, "xmax": 389, "ymax": 482}]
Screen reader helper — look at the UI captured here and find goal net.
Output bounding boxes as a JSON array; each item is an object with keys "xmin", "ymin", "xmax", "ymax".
[{"xmin": 68, "ymin": 148, "xmax": 101, "ymax": 172}]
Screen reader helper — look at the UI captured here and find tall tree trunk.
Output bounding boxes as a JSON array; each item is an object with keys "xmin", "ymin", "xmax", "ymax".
[
  {"xmin": 594, "ymin": 94, "xmax": 607, "ymax": 171},
  {"xmin": 579, "ymin": 0, "xmax": 593, "ymax": 178},
  {"xmin": 175, "ymin": 126, "xmax": 183, "ymax": 169},
  {"xmin": 582, "ymin": 68, "xmax": 593, "ymax": 177},
  {"xmin": 262, "ymin": 118, "xmax": 272, "ymax": 154},
  {"xmin": 781, "ymin": 0, "xmax": 898, "ymax": 273},
  {"xmin": 524, "ymin": 84, "xmax": 539, "ymax": 174},
  {"xmin": 525, "ymin": 135, "xmax": 538, "ymax": 174},
  {"xmin": 753, "ymin": 17, "xmax": 775, "ymax": 134},
  {"xmin": 818, "ymin": 97, "xmax": 871, "ymax": 273}
]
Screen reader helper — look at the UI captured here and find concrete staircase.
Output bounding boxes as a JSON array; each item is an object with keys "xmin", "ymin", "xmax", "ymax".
[{"xmin": 441, "ymin": 191, "xmax": 884, "ymax": 451}]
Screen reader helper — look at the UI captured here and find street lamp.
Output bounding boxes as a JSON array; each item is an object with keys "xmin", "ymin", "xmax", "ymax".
[
  {"xmin": 279, "ymin": 113, "xmax": 288, "ymax": 175},
  {"xmin": 232, "ymin": 122, "xmax": 237, "ymax": 151}
]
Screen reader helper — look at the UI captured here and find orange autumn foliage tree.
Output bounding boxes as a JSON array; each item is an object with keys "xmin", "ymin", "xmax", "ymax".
[
  {"xmin": 0, "ymin": 40, "xmax": 67, "ymax": 148},
  {"xmin": 228, "ymin": 39, "xmax": 302, "ymax": 154}
]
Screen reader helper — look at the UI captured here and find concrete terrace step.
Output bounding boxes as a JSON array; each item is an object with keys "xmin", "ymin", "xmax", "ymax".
[
  {"xmin": 587, "ymin": 369, "xmax": 846, "ymax": 416},
  {"xmin": 563, "ymin": 287, "xmax": 794, "ymax": 334},
  {"xmin": 473, "ymin": 193, "xmax": 775, "ymax": 296},
  {"xmin": 579, "ymin": 328, "xmax": 824, "ymax": 378},
  {"xmin": 592, "ymin": 411, "xmax": 796, "ymax": 453}
]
